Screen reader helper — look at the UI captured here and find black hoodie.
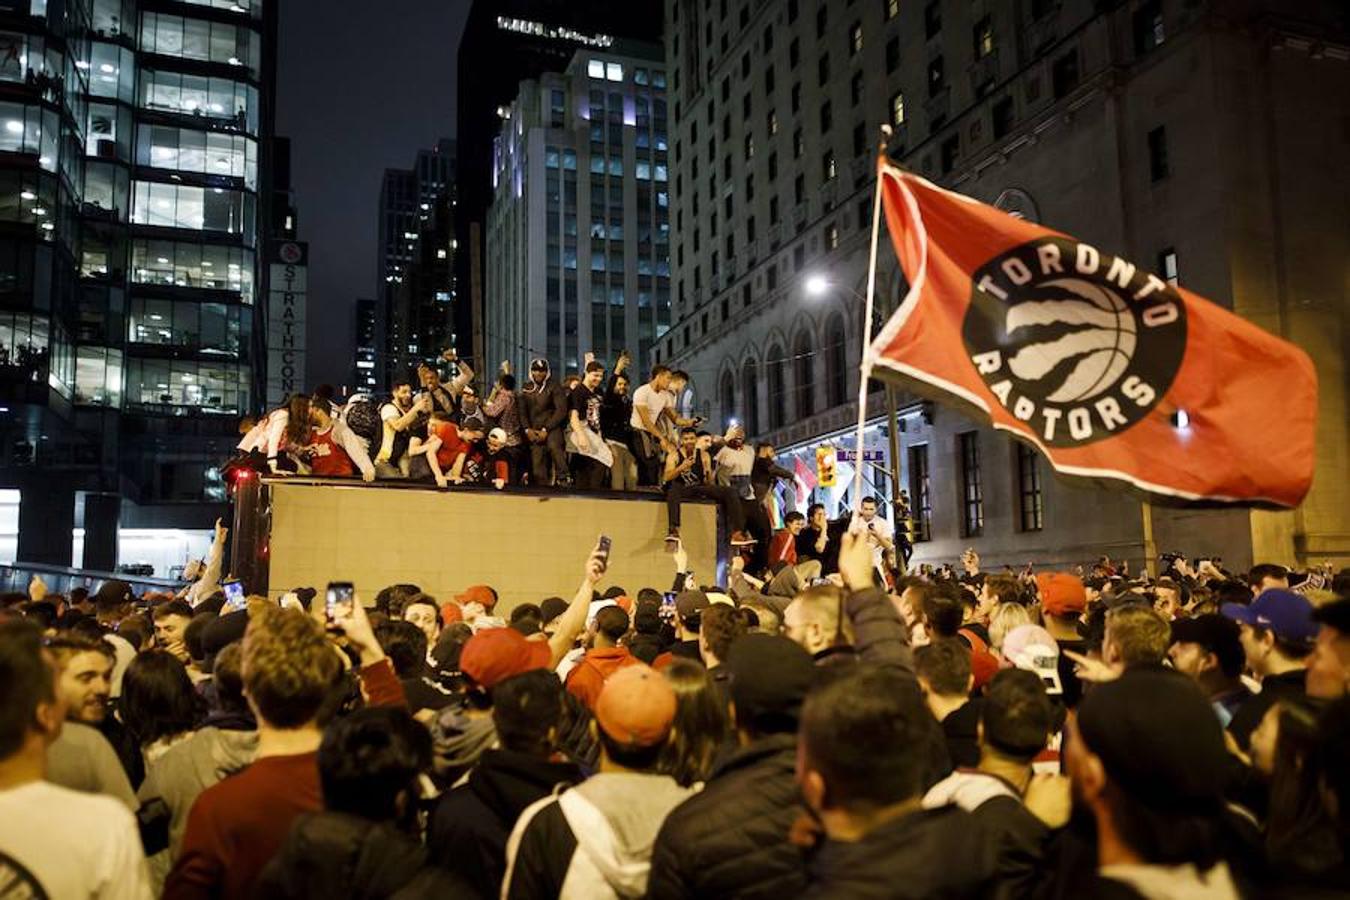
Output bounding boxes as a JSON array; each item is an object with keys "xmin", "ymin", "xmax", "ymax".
[
  {"xmin": 255, "ymin": 811, "xmax": 472, "ymax": 900},
  {"xmin": 428, "ymin": 748, "xmax": 584, "ymax": 900},
  {"xmin": 801, "ymin": 805, "xmax": 999, "ymax": 899}
]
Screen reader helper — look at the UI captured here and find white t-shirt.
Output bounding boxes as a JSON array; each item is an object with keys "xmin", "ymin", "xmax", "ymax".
[
  {"xmin": 630, "ymin": 384, "xmax": 672, "ymax": 433},
  {"xmin": 863, "ymin": 515, "xmax": 894, "ymax": 567},
  {"xmin": 0, "ymin": 780, "xmax": 152, "ymax": 900}
]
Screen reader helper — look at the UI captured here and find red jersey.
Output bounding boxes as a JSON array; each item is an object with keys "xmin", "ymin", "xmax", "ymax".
[
  {"xmin": 306, "ymin": 427, "xmax": 354, "ymax": 477},
  {"xmin": 769, "ymin": 530, "xmax": 798, "ymax": 566},
  {"xmin": 431, "ymin": 419, "xmax": 476, "ymax": 469}
]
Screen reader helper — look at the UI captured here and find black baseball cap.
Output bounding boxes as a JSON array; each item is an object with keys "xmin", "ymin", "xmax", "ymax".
[
  {"xmin": 529, "ymin": 357, "xmax": 549, "ymax": 371},
  {"xmin": 1170, "ymin": 614, "xmax": 1245, "ymax": 678},
  {"xmin": 726, "ymin": 634, "xmax": 815, "ymax": 732},
  {"xmin": 1076, "ymin": 669, "xmax": 1228, "ymax": 811}
]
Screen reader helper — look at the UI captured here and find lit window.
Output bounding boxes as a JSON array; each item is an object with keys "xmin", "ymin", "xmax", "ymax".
[
  {"xmin": 588, "ymin": 60, "xmax": 605, "ymax": 79},
  {"xmin": 606, "ymin": 62, "xmax": 624, "ymax": 82},
  {"xmin": 1159, "ymin": 248, "xmax": 1179, "ymax": 285},
  {"xmin": 890, "ymin": 92, "xmax": 906, "ymax": 126},
  {"xmin": 437, "ymin": 248, "xmax": 447, "ymax": 259}
]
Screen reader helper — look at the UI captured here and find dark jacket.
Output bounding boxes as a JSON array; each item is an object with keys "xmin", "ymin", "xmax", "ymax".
[
  {"xmin": 255, "ymin": 811, "xmax": 473, "ymax": 900},
  {"xmin": 601, "ymin": 374, "xmax": 634, "ymax": 443},
  {"xmin": 847, "ymin": 587, "xmax": 915, "ymax": 673},
  {"xmin": 647, "ymin": 733, "xmax": 807, "ymax": 900},
  {"xmin": 802, "ymin": 805, "xmax": 998, "ymax": 899},
  {"xmin": 519, "ymin": 378, "xmax": 568, "ymax": 432},
  {"xmin": 428, "ymin": 749, "xmax": 583, "ymax": 900},
  {"xmin": 751, "ymin": 457, "xmax": 794, "ymax": 503}
]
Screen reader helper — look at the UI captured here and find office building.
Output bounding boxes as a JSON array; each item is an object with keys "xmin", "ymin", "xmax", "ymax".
[
  {"xmin": 352, "ymin": 298, "xmax": 378, "ymax": 393},
  {"xmin": 485, "ymin": 41, "xmax": 670, "ymax": 377},
  {"xmin": 376, "ymin": 138, "xmax": 453, "ymax": 385},
  {"xmin": 1, "ymin": 0, "xmax": 279, "ymax": 571},
  {"xmin": 455, "ymin": 0, "xmax": 662, "ymax": 370},
  {"xmin": 655, "ymin": 0, "xmax": 1348, "ymax": 570}
]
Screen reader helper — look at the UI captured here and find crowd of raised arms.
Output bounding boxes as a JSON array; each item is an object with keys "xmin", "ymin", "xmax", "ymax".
[{"xmin": 1, "ymin": 531, "xmax": 1348, "ymax": 900}]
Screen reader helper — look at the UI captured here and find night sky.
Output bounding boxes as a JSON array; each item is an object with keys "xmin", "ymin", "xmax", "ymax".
[{"xmin": 276, "ymin": 1, "xmax": 472, "ymax": 390}]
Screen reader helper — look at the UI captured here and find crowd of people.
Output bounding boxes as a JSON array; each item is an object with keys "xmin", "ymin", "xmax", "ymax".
[
  {"xmin": 230, "ymin": 350, "xmax": 843, "ymax": 560},
  {"xmin": 2, "ymin": 527, "xmax": 1348, "ymax": 899}
]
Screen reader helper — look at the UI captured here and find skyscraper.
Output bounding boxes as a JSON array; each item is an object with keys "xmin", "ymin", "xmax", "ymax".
[
  {"xmin": 376, "ymin": 138, "xmax": 453, "ymax": 386},
  {"xmin": 1, "ymin": 0, "xmax": 278, "ymax": 569},
  {"xmin": 454, "ymin": 0, "xmax": 662, "ymax": 371},
  {"xmin": 486, "ymin": 41, "xmax": 670, "ymax": 377},
  {"xmin": 352, "ymin": 298, "xmax": 378, "ymax": 393}
]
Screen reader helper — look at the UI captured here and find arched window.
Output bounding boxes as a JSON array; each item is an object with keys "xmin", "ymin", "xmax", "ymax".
[
  {"xmin": 794, "ymin": 331, "xmax": 814, "ymax": 419},
  {"xmin": 741, "ymin": 359, "xmax": 760, "ymax": 436},
  {"xmin": 826, "ymin": 314, "xmax": 847, "ymax": 407},
  {"xmin": 766, "ymin": 344, "xmax": 785, "ymax": 430},
  {"xmin": 720, "ymin": 370, "xmax": 736, "ymax": 426}
]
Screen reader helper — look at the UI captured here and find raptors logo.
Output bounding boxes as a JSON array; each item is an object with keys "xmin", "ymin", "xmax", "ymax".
[{"xmin": 961, "ymin": 237, "xmax": 1187, "ymax": 448}]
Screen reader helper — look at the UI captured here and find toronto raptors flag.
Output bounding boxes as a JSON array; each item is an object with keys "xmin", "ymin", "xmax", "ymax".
[{"xmin": 870, "ymin": 161, "xmax": 1317, "ymax": 507}]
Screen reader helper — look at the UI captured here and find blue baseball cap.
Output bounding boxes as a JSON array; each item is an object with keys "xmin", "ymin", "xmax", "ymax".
[{"xmin": 1221, "ymin": 588, "xmax": 1318, "ymax": 648}]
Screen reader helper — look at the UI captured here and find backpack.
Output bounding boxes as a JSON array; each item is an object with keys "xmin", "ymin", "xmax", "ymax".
[{"xmin": 342, "ymin": 395, "xmax": 382, "ymax": 447}]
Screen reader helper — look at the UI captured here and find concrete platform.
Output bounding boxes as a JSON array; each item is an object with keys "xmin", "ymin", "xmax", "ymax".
[{"xmin": 231, "ymin": 476, "xmax": 722, "ymax": 613}]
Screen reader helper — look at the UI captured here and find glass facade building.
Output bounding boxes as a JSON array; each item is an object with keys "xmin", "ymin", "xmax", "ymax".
[
  {"xmin": 486, "ymin": 41, "xmax": 670, "ymax": 376},
  {"xmin": 376, "ymin": 139, "xmax": 453, "ymax": 389},
  {"xmin": 1, "ymin": 0, "xmax": 276, "ymax": 567}
]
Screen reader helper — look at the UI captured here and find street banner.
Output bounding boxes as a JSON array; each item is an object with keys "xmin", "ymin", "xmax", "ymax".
[
  {"xmin": 869, "ymin": 160, "xmax": 1317, "ymax": 506},
  {"xmin": 816, "ymin": 446, "xmax": 837, "ymax": 488}
]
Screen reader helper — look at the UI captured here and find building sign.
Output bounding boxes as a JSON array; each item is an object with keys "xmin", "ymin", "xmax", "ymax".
[
  {"xmin": 836, "ymin": 449, "xmax": 886, "ymax": 463},
  {"xmin": 495, "ymin": 17, "xmax": 614, "ymax": 47},
  {"xmin": 266, "ymin": 241, "xmax": 307, "ymax": 408}
]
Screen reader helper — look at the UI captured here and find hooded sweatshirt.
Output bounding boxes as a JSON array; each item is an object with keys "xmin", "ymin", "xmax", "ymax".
[
  {"xmin": 503, "ymin": 771, "xmax": 696, "ymax": 900},
  {"xmin": 430, "ymin": 705, "xmax": 498, "ymax": 784},
  {"xmin": 429, "ymin": 749, "xmax": 583, "ymax": 899}
]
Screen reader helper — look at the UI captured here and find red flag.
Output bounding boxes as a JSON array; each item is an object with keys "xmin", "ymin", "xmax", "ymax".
[
  {"xmin": 794, "ymin": 456, "xmax": 817, "ymax": 491},
  {"xmin": 871, "ymin": 161, "xmax": 1317, "ymax": 507}
]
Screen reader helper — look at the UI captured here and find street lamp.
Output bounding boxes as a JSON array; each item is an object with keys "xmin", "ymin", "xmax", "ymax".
[{"xmin": 804, "ymin": 273, "xmax": 830, "ymax": 297}]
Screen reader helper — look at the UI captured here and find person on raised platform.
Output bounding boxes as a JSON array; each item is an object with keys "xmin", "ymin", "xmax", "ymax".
[
  {"xmin": 663, "ymin": 427, "xmax": 754, "ymax": 548},
  {"xmin": 520, "ymin": 358, "xmax": 570, "ymax": 486},
  {"xmin": 375, "ymin": 380, "xmax": 428, "ymax": 479},
  {"xmin": 302, "ymin": 397, "xmax": 375, "ymax": 482},
  {"xmin": 567, "ymin": 360, "xmax": 613, "ymax": 490}
]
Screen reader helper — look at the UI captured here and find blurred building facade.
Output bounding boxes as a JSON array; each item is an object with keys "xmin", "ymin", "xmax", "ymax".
[{"xmin": 657, "ymin": 0, "xmax": 1349, "ymax": 570}]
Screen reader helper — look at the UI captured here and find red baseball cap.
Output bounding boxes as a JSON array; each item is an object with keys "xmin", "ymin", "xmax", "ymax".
[
  {"xmin": 456, "ymin": 584, "xmax": 497, "ymax": 611},
  {"xmin": 1037, "ymin": 572, "xmax": 1086, "ymax": 617},
  {"xmin": 459, "ymin": 627, "xmax": 550, "ymax": 689},
  {"xmin": 595, "ymin": 665, "xmax": 677, "ymax": 749},
  {"xmin": 440, "ymin": 601, "xmax": 464, "ymax": 627}
]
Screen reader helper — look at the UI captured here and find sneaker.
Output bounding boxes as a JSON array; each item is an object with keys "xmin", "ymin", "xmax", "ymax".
[
  {"xmin": 556, "ymin": 473, "xmax": 574, "ymax": 487},
  {"xmin": 730, "ymin": 531, "xmax": 756, "ymax": 546}
]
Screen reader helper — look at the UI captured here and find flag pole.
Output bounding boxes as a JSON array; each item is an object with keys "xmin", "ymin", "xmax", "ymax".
[{"xmin": 850, "ymin": 132, "xmax": 891, "ymax": 525}]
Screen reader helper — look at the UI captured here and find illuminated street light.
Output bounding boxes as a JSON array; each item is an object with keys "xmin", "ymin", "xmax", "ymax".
[{"xmin": 804, "ymin": 274, "xmax": 830, "ymax": 296}]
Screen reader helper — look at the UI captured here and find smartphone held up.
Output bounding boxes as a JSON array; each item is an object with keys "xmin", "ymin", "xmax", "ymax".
[{"xmin": 326, "ymin": 581, "xmax": 355, "ymax": 627}]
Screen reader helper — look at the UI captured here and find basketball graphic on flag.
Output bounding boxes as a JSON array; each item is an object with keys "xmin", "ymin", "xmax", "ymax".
[
  {"xmin": 1004, "ymin": 278, "xmax": 1137, "ymax": 404},
  {"xmin": 961, "ymin": 237, "xmax": 1187, "ymax": 448}
]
